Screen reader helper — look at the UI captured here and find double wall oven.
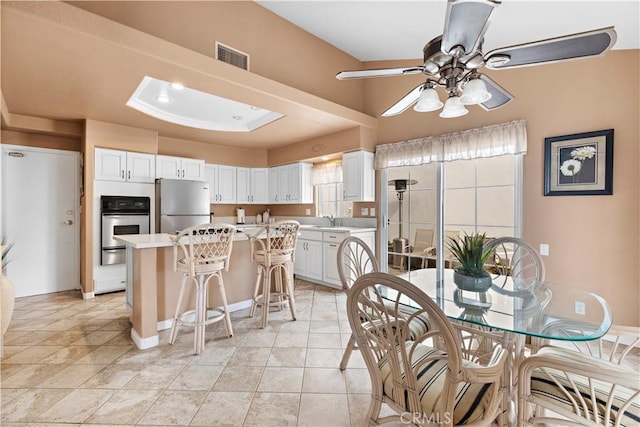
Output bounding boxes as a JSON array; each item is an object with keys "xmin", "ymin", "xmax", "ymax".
[{"xmin": 100, "ymin": 195, "xmax": 150, "ymax": 265}]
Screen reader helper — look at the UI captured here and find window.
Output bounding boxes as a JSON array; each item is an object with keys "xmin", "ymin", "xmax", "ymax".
[
  {"xmin": 312, "ymin": 161, "xmax": 352, "ymax": 218},
  {"xmin": 316, "ymin": 183, "xmax": 353, "ymax": 217}
]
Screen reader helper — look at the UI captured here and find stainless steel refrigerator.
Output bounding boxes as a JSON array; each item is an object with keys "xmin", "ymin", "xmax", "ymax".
[{"xmin": 156, "ymin": 179, "xmax": 210, "ymax": 234}]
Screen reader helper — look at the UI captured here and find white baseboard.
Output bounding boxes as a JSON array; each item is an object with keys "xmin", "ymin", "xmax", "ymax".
[
  {"xmin": 131, "ymin": 328, "xmax": 158, "ymax": 349},
  {"xmin": 157, "ymin": 318, "xmax": 173, "ymax": 331},
  {"xmin": 228, "ymin": 299, "xmax": 253, "ymax": 312},
  {"xmin": 82, "ymin": 291, "xmax": 95, "ymax": 300},
  {"xmin": 155, "ymin": 299, "xmax": 253, "ymax": 332}
]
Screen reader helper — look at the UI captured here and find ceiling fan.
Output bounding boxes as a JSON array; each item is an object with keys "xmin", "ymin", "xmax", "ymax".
[{"xmin": 336, "ymin": 0, "xmax": 616, "ymax": 118}]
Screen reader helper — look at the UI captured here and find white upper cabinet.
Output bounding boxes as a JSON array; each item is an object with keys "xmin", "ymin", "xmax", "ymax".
[
  {"xmin": 95, "ymin": 148, "xmax": 155, "ymax": 183},
  {"xmin": 205, "ymin": 163, "xmax": 236, "ymax": 204},
  {"xmin": 251, "ymin": 168, "xmax": 270, "ymax": 204},
  {"xmin": 237, "ymin": 167, "xmax": 269, "ymax": 204},
  {"xmin": 342, "ymin": 150, "xmax": 375, "ymax": 202},
  {"xmin": 156, "ymin": 155, "xmax": 205, "ymax": 181},
  {"xmin": 269, "ymin": 162, "xmax": 313, "ymax": 204},
  {"xmin": 236, "ymin": 167, "xmax": 251, "ymax": 204},
  {"xmin": 269, "ymin": 165, "xmax": 282, "ymax": 204}
]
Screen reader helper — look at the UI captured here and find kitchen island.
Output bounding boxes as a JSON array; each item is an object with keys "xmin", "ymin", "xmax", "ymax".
[{"xmin": 115, "ymin": 228, "xmax": 262, "ymax": 349}]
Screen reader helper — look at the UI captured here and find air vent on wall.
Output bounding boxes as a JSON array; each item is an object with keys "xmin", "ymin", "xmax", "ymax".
[{"xmin": 215, "ymin": 42, "xmax": 249, "ymax": 71}]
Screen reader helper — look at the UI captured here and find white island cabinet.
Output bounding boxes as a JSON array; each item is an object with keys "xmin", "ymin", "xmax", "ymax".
[{"xmin": 115, "ymin": 232, "xmax": 259, "ymax": 350}]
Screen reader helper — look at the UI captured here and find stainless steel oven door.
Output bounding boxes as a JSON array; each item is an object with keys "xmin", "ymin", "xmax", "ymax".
[{"xmin": 101, "ymin": 214, "xmax": 150, "ymax": 265}]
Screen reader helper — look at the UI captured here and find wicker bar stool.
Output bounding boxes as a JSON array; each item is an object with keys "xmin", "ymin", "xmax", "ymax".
[
  {"xmin": 169, "ymin": 223, "xmax": 236, "ymax": 354},
  {"xmin": 247, "ymin": 220, "xmax": 299, "ymax": 329}
]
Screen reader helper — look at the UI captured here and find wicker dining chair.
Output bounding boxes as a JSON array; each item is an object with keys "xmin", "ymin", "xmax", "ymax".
[
  {"xmin": 347, "ymin": 272, "xmax": 507, "ymax": 426},
  {"xmin": 519, "ymin": 324, "xmax": 640, "ymax": 426},
  {"xmin": 336, "ymin": 236, "xmax": 379, "ymax": 370}
]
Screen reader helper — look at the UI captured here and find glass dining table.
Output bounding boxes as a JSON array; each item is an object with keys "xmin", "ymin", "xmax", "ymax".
[{"xmin": 393, "ymin": 268, "xmax": 613, "ymax": 425}]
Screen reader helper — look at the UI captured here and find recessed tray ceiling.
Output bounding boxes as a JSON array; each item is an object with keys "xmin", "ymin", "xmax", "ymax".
[{"xmin": 126, "ymin": 76, "xmax": 285, "ymax": 132}]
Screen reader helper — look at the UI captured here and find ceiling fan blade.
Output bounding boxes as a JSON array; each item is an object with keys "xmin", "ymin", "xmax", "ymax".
[
  {"xmin": 336, "ymin": 66, "xmax": 424, "ymax": 80},
  {"xmin": 381, "ymin": 84, "xmax": 423, "ymax": 117},
  {"xmin": 478, "ymin": 74, "xmax": 514, "ymax": 111},
  {"xmin": 485, "ymin": 27, "xmax": 617, "ymax": 70},
  {"xmin": 441, "ymin": 0, "xmax": 500, "ymax": 56}
]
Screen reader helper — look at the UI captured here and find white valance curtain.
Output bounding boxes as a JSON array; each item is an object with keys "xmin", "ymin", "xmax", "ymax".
[
  {"xmin": 374, "ymin": 119, "xmax": 527, "ymax": 169},
  {"xmin": 312, "ymin": 161, "xmax": 343, "ymax": 185}
]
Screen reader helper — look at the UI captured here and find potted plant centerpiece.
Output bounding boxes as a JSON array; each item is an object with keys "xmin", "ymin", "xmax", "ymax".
[{"xmin": 447, "ymin": 232, "xmax": 494, "ymax": 292}]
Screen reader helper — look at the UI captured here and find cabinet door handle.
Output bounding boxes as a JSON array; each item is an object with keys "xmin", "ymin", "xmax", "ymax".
[
  {"xmin": 329, "ymin": 244, "xmax": 338, "ymax": 248},
  {"xmin": 121, "ymin": 170, "xmax": 125, "ymax": 179},
  {"xmin": 128, "ymin": 170, "xmax": 131, "ymax": 180},
  {"xmin": 177, "ymin": 169, "xmax": 180, "ymax": 178},
  {"xmin": 182, "ymin": 170, "xmax": 185, "ymax": 178}
]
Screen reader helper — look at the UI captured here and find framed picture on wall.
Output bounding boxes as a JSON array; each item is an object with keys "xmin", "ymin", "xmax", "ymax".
[{"xmin": 544, "ymin": 129, "xmax": 614, "ymax": 196}]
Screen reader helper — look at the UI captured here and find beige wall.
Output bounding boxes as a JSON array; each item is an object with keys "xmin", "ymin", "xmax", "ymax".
[
  {"xmin": 1, "ymin": 130, "xmax": 81, "ymax": 152},
  {"xmin": 363, "ymin": 50, "xmax": 639, "ymax": 326},
  {"xmin": 70, "ymin": 1, "xmax": 364, "ymax": 112}
]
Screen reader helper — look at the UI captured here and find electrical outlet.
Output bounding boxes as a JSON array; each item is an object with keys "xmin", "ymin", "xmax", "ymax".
[
  {"xmin": 305, "ymin": 209, "xmax": 311, "ymax": 215},
  {"xmin": 575, "ymin": 301, "xmax": 586, "ymax": 315},
  {"xmin": 370, "ymin": 207, "xmax": 376, "ymax": 216},
  {"xmin": 361, "ymin": 207, "xmax": 369, "ymax": 216},
  {"xmin": 539, "ymin": 243, "xmax": 549, "ymax": 256}
]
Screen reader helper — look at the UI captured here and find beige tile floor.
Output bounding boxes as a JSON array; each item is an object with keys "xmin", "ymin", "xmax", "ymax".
[
  {"xmin": 2, "ymin": 278, "xmax": 638, "ymax": 426},
  {"xmin": 1, "ymin": 279, "xmax": 388, "ymax": 427}
]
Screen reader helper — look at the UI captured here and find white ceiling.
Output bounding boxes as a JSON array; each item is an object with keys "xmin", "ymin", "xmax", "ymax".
[{"xmin": 257, "ymin": 0, "xmax": 640, "ymax": 61}]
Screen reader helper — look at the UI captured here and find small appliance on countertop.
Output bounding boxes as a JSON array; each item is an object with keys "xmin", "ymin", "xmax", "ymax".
[{"xmin": 236, "ymin": 207, "xmax": 245, "ymax": 224}]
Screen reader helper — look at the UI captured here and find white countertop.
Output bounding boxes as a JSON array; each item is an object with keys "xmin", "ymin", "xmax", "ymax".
[
  {"xmin": 298, "ymin": 225, "xmax": 377, "ymax": 233},
  {"xmin": 115, "ymin": 225, "xmax": 376, "ymax": 249},
  {"xmin": 114, "ymin": 230, "xmax": 252, "ymax": 249}
]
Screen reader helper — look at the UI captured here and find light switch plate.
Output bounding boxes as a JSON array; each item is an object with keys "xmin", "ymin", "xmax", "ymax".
[
  {"xmin": 539, "ymin": 243, "xmax": 549, "ymax": 256},
  {"xmin": 361, "ymin": 207, "xmax": 369, "ymax": 216},
  {"xmin": 370, "ymin": 207, "xmax": 376, "ymax": 216},
  {"xmin": 305, "ymin": 209, "xmax": 311, "ymax": 215}
]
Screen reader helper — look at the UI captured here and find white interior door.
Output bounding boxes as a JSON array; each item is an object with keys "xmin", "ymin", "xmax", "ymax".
[{"xmin": 1, "ymin": 145, "xmax": 80, "ymax": 297}]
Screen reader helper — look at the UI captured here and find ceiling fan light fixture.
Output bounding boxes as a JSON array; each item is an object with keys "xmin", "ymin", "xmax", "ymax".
[
  {"xmin": 414, "ymin": 87, "xmax": 443, "ymax": 112},
  {"xmin": 439, "ymin": 95, "xmax": 468, "ymax": 118},
  {"xmin": 460, "ymin": 77, "xmax": 492, "ymax": 105}
]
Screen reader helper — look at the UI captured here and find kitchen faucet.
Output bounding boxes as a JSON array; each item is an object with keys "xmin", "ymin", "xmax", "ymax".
[{"xmin": 323, "ymin": 214, "xmax": 335, "ymax": 227}]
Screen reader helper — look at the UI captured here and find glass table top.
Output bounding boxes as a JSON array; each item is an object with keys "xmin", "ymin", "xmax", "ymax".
[{"xmin": 387, "ymin": 268, "xmax": 612, "ymax": 341}]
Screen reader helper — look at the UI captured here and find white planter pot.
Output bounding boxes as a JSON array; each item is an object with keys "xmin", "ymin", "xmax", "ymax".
[{"xmin": 1, "ymin": 275, "xmax": 16, "ymax": 336}]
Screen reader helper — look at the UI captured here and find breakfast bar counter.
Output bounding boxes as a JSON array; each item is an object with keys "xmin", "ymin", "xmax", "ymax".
[{"xmin": 115, "ymin": 230, "xmax": 260, "ymax": 349}]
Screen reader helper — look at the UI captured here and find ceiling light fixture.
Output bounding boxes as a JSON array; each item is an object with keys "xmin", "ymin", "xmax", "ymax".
[
  {"xmin": 439, "ymin": 93, "xmax": 468, "ymax": 118},
  {"xmin": 127, "ymin": 76, "xmax": 285, "ymax": 132},
  {"xmin": 460, "ymin": 74, "xmax": 492, "ymax": 105},
  {"xmin": 412, "ymin": 72, "xmax": 489, "ymax": 119},
  {"xmin": 413, "ymin": 82, "xmax": 443, "ymax": 112}
]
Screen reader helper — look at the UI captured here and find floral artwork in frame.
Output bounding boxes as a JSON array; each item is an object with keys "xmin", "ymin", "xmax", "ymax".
[{"xmin": 544, "ymin": 129, "xmax": 614, "ymax": 196}]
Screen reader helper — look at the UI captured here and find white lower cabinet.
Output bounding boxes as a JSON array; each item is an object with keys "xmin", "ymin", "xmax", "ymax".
[
  {"xmin": 295, "ymin": 228, "xmax": 376, "ymax": 289},
  {"xmin": 295, "ymin": 240, "xmax": 323, "ymax": 281}
]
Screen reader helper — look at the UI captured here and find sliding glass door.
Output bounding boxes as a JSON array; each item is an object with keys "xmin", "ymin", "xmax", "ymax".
[{"xmin": 381, "ymin": 154, "xmax": 522, "ymax": 276}]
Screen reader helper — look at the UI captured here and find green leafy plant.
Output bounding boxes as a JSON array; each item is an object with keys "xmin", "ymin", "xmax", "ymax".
[{"xmin": 447, "ymin": 232, "xmax": 493, "ymax": 278}]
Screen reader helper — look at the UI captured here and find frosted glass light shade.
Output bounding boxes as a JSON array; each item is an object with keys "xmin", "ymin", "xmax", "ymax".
[
  {"xmin": 439, "ymin": 96, "xmax": 468, "ymax": 118},
  {"xmin": 460, "ymin": 78, "xmax": 492, "ymax": 105},
  {"xmin": 414, "ymin": 87, "xmax": 443, "ymax": 112}
]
